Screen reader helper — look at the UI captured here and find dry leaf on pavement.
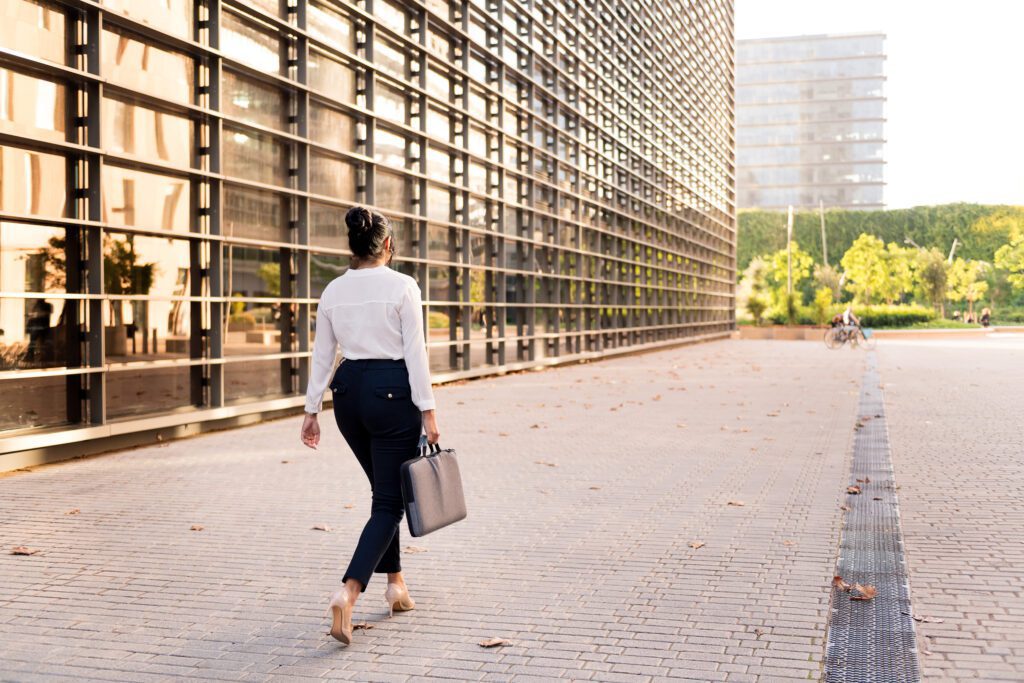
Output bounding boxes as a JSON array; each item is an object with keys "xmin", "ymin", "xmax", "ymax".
[
  {"xmin": 688, "ymin": 540, "xmax": 705, "ymax": 550},
  {"xmin": 190, "ymin": 525, "xmax": 204, "ymax": 531},
  {"xmin": 312, "ymin": 524, "xmax": 332, "ymax": 532},
  {"xmin": 533, "ymin": 460, "xmax": 557, "ymax": 467},
  {"xmin": 839, "ymin": 504, "xmax": 852, "ymax": 511},
  {"xmin": 856, "ymin": 477, "xmax": 871, "ymax": 483},
  {"xmin": 912, "ymin": 615, "xmax": 944, "ymax": 624},
  {"xmin": 479, "ymin": 638, "xmax": 510, "ymax": 648},
  {"xmin": 727, "ymin": 500, "xmax": 745, "ymax": 507},
  {"xmin": 344, "ymin": 504, "xmax": 355, "ymax": 509},
  {"xmin": 850, "ymin": 584, "xmax": 877, "ymax": 601},
  {"xmin": 403, "ymin": 545, "xmax": 427, "ymax": 554},
  {"xmin": 65, "ymin": 509, "xmax": 80, "ymax": 515},
  {"xmin": 846, "ymin": 485, "xmax": 862, "ymax": 495},
  {"xmin": 10, "ymin": 546, "xmax": 40, "ymax": 555},
  {"xmin": 353, "ymin": 622, "xmax": 374, "ymax": 630},
  {"xmin": 832, "ymin": 576, "xmax": 852, "ymax": 591}
]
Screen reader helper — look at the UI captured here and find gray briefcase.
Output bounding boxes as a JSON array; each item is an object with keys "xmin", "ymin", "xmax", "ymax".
[{"xmin": 400, "ymin": 437, "xmax": 467, "ymax": 537}]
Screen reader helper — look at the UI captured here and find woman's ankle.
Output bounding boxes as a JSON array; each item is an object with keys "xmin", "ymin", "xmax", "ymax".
[{"xmin": 387, "ymin": 572, "xmax": 406, "ymax": 587}]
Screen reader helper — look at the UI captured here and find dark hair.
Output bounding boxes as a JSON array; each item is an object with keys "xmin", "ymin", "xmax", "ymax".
[{"xmin": 345, "ymin": 206, "xmax": 393, "ymax": 264}]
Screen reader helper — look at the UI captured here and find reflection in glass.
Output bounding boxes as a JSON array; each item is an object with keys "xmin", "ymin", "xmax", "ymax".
[
  {"xmin": 102, "ymin": 166, "xmax": 189, "ymax": 230},
  {"xmin": 310, "ymin": 253, "xmax": 348, "ymax": 297},
  {"xmin": 310, "ymin": 153, "xmax": 356, "ymax": 198},
  {"xmin": 310, "ymin": 202, "xmax": 347, "ymax": 250},
  {"xmin": 102, "ymin": 97, "xmax": 191, "ymax": 166},
  {"xmin": 3, "ymin": 0, "xmax": 66, "ymax": 65},
  {"xmin": 0, "ymin": 223, "xmax": 66, "ymax": 293},
  {"xmin": 226, "ymin": 246, "xmax": 280, "ymax": 299},
  {"xmin": 224, "ymin": 299, "xmax": 286, "ymax": 356},
  {"xmin": 221, "ymin": 11, "xmax": 281, "ymax": 74},
  {"xmin": 0, "ymin": 375, "xmax": 70, "ymax": 431},
  {"xmin": 225, "ymin": 359, "xmax": 288, "ymax": 402},
  {"xmin": 308, "ymin": 2, "xmax": 354, "ymax": 52},
  {"xmin": 376, "ymin": 83, "xmax": 407, "ymax": 123},
  {"xmin": 101, "ymin": 0, "xmax": 192, "ymax": 39},
  {"xmin": 101, "ymin": 233, "xmax": 191, "ymax": 360},
  {"xmin": 0, "ymin": 297, "xmax": 75, "ymax": 369},
  {"xmin": 310, "ymin": 104, "xmax": 355, "ymax": 149},
  {"xmin": 101, "ymin": 28, "xmax": 193, "ymax": 104},
  {"xmin": 106, "ymin": 366, "xmax": 195, "ymax": 419},
  {"xmin": 0, "ymin": 68, "xmax": 65, "ymax": 143},
  {"xmin": 309, "ymin": 50, "xmax": 356, "ymax": 100},
  {"xmin": 224, "ymin": 186, "xmax": 286, "ymax": 242},
  {"xmin": 223, "ymin": 126, "xmax": 287, "ymax": 187},
  {"xmin": 376, "ymin": 171, "xmax": 409, "ymax": 212},
  {"xmin": 0, "ymin": 146, "xmax": 67, "ymax": 217},
  {"xmin": 222, "ymin": 70, "xmax": 286, "ymax": 131}
]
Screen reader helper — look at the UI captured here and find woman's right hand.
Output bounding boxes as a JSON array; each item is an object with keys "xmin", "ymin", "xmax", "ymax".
[{"xmin": 422, "ymin": 410, "xmax": 440, "ymax": 445}]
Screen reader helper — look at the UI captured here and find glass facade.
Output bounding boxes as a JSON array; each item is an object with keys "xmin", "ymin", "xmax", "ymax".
[
  {"xmin": 0, "ymin": 0, "xmax": 735, "ymax": 447},
  {"xmin": 735, "ymin": 33, "xmax": 885, "ymax": 210}
]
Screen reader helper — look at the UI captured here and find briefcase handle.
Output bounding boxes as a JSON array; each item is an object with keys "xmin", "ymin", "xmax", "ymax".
[{"xmin": 417, "ymin": 434, "xmax": 442, "ymax": 457}]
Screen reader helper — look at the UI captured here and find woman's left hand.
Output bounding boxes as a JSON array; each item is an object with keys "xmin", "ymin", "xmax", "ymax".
[{"xmin": 300, "ymin": 413, "xmax": 320, "ymax": 449}]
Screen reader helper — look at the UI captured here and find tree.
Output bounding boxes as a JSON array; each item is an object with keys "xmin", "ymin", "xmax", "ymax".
[
  {"xmin": 765, "ymin": 242, "xmax": 813, "ymax": 310},
  {"xmin": 840, "ymin": 234, "xmax": 888, "ymax": 304},
  {"xmin": 737, "ymin": 257, "xmax": 770, "ymax": 325},
  {"xmin": 813, "ymin": 263, "xmax": 842, "ymax": 301},
  {"xmin": 994, "ymin": 231, "xmax": 1024, "ymax": 291},
  {"xmin": 811, "ymin": 287, "xmax": 834, "ymax": 325},
  {"xmin": 947, "ymin": 259, "xmax": 989, "ymax": 319},
  {"xmin": 914, "ymin": 248, "xmax": 949, "ymax": 316},
  {"xmin": 878, "ymin": 243, "xmax": 915, "ymax": 305}
]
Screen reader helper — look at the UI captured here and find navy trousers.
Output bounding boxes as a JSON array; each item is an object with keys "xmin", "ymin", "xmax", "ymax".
[{"xmin": 331, "ymin": 359, "xmax": 422, "ymax": 591}]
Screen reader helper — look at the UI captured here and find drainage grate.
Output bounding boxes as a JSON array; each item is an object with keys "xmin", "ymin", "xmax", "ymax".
[{"xmin": 824, "ymin": 353, "xmax": 920, "ymax": 682}]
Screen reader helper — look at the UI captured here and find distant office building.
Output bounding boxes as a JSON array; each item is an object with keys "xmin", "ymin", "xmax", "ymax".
[
  {"xmin": 0, "ymin": 0, "xmax": 735, "ymax": 464},
  {"xmin": 736, "ymin": 33, "xmax": 885, "ymax": 210}
]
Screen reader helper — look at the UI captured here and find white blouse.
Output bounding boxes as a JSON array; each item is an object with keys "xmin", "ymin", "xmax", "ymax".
[{"xmin": 304, "ymin": 265, "xmax": 436, "ymax": 414}]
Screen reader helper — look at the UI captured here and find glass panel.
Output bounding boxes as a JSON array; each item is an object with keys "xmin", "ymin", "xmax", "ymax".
[
  {"xmin": 309, "ymin": 50, "xmax": 356, "ymax": 101},
  {"xmin": 225, "ymin": 298, "xmax": 286, "ymax": 356},
  {"xmin": 309, "ymin": 103, "xmax": 355, "ymax": 149},
  {"xmin": 375, "ymin": 39, "xmax": 406, "ymax": 79},
  {"xmin": 224, "ymin": 359, "xmax": 290, "ymax": 402},
  {"xmin": 223, "ymin": 126, "xmax": 287, "ymax": 186},
  {"xmin": 374, "ymin": 128, "xmax": 406, "ymax": 168},
  {"xmin": 310, "ymin": 202, "xmax": 346, "ymax": 250},
  {"xmin": 310, "ymin": 153, "xmax": 356, "ymax": 198},
  {"xmin": 0, "ymin": 146, "xmax": 67, "ymax": 218},
  {"xmin": 310, "ymin": 252, "xmax": 348, "ymax": 298},
  {"xmin": 106, "ymin": 366, "xmax": 195, "ymax": 419},
  {"xmin": 223, "ymin": 186, "xmax": 287, "ymax": 242},
  {"xmin": 426, "ymin": 185, "xmax": 449, "ymax": 222},
  {"xmin": 102, "ymin": 166, "xmax": 189, "ymax": 230},
  {"xmin": 101, "ymin": 28, "xmax": 193, "ymax": 104},
  {"xmin": 376, "ymin": 170, "xmax": 409, "ymax": 212},
  {"xmin": 102, "ymin": 97, "xmax": 191, "ymax": 166},
  {"xmin": 0, "ymin": 223, "xmax": 67, "ymax": 293},
  {"xmin": 101, "ymin": 0, "xmax": 192, "ymax": 39},
  {"xmin": 221, "ymin": 70, "xmax": 286, "ymax": 131},
  {"xmin": 103, "ymin": 296, "xmax": 191, "ymax": 363},
  {"xmin": 426, "ymin": 146, "xmax": 449, "ymax": 180},
  {"xmin": 221, "ymin": 11, "xmax": 281, "ymax": 75},
  {"xmin": 2, "ymin": 0, "xmax": 66, "ymax": 65},
  {"xmin": 376, "ymin": 83, "xmax": 406, "ymax": 123},
  {"xmin": 427, "ymin": 227, "xmax": 451, "ymax": 262},
  {"xmin": 0, "ymin": 68, "xmax": 65, "ymax": 143},
  {"xmin": 246, "ymin": 0, "xmax": 283, "ymax": 19},
  {"xmin": 308, "ymin": 2, "xmax": 354, "ymax": 52},
  {"xmin": 0, "ymin": 297, "xmax": 79, "ymax": 369},
  {"xmin": 226, "ymin": 246, "xmax": 280, "ymax": 299}
]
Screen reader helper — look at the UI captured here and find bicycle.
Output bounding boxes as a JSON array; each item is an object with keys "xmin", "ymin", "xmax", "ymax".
[{"xmin": 824, "ymin": 324, "xmax": 876, "ymax": 350}]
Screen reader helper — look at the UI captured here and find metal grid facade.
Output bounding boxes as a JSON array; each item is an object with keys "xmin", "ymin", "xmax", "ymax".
[{"xmin": 0, "ymin": 0, "xmax": 735, "ymax": 451}]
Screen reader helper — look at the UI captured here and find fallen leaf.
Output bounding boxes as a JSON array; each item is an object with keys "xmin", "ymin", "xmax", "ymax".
[
  {"xmin": 10, "ymin": 546, "xmax": 40, "ymax": 555},
  {"xmin": 479, "ymin": 638, "xmax": 510, "ymax": 648},
  {"xmin": 353, "ymin": 622, "xmax": 374, "ymax": 630},
  {"xmin": 533, "ymin": 460, "xmax": 557, "ymax": 467},
  {"xmin": 281, "ymin": 460, "xmax": 289, "ymax": 464},
  {"xmin": 754, "ymin": 627, "xmax": 766, "ymax": 637},
  {"xmin": 344, "ymin": 504, "xmax": 355, "ymax": 509},
  {"xmin": 530, "ymin": 424, "xmax": 541, "ymax": 429},
  {"xmin": 190, "ymin": 524, "xmax": 204, "ymax": 531},
  {"xmin": 851, "ymin": 584, "xmax": 877, "ymax": 601},
  {"xmin": 873, "ymin": 497, "xmax": 882, "ymax": 501},
  {"xmin": 403, "ymin": 545, "xmax": 427, "ymax": 554},
  {"xmin": 589, "ymin": 486, "xmax": 601, "ymax": 490},
  {"xmin": 688, "ymin": 540, "xmax": 705, "ymax": 550},
  {"xmin": 918, "ymin": 633, "xmax": 933, "ymax": 656},
  {"xmin": 782, "ymin": 540, "xmax": 796, "ymax": 547},
  {"xmin": 676, "ymin": 423, "xmax": 687, "ymax": 429},
  {"xmin": 312, "ymin": 524, "xmax": 332, "ymax": 532},
  {"xmin": 651, "ymin": 395, "xmax": 661, "ymax": 401},
  {"xmin": 912, "ymin": 615, "xmax": 944, "ymax": 624},
  {"xmin": 727, "ymin": 500, "xmax": 745, "ymax": 507},
  {"xmin": 856, "ymin": 477, "xmax": 872, "ymax": 484},
  {"xmin": 847, "ymin": 485, "xmax": 862, "ymax": 495},
  {"xmin": 498, "ymin": 432, "xmax": 509, "ymax": 437},
  {"xmin": 839, "ymin": 504, "xmax": 852, "ymax": 511},
  {"xmin": 65, "ymin": 508, "xmax": 80, "ymax": 515},
  {"xmin": 833, "ymin": 576, "xmax": 852, "ymax": 591}
]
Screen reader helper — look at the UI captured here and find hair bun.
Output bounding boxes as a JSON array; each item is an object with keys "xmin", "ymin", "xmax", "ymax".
[{"xmin": 345, "ymin": 206, "xmax": 373, "ymax": 234}]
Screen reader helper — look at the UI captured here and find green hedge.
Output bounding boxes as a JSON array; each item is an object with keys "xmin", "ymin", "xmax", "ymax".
[
  {"xmin": 991, "ymin": 307, "xmax": 1024, "ymax": 324},
  {"xmin": 767, "ymin": 304, "xmax": 936, "ymax": 328}
]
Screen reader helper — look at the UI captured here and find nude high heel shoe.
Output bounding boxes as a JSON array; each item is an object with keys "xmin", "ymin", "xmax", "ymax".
[
  {"xmin": 325, "ymin": 589, "xmax": 353, "ymax": 644},
  {"xmin": 384, "ymin": 583, "xmax": 415, "ymax": 617}
]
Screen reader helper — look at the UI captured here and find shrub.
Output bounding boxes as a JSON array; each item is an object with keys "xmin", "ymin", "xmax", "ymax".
[
  {"xmin": 991, "ymin": 307, "xmax": 1024, "ymax": 324},
  {"xmin": 746, "ymin": 295, "xmax": 767, "ymax": 326},
  {"xmin": 811, "ymin": 288, "xmax": 834, "ymax": 325},
  {"xmin": 766, "ymin": 303, "xmax": 936, "ymax": 328}
]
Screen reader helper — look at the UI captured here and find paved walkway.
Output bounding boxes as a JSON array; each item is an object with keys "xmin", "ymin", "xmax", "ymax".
[
  {"xmin": 2, "ymin": 336, "xmax": 1016, "ymax": 682},
  {"xmin": 879, "ymin": 337, "xmax": 1024, "ymax": 681}
]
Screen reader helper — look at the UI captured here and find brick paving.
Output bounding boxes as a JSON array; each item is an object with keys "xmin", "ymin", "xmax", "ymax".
[
  {"xmin": 0, "ymin": 340, "xmax": 868, "ymax": 682},
  {"xmin": 878, "ymin": 337, "xmax": 1024, "ymax": 682}
]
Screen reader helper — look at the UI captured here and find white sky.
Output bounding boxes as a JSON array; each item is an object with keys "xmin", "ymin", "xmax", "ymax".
[{"xmin": 735, "ymin": 0, "xmax": 1024, "ymax": 209}]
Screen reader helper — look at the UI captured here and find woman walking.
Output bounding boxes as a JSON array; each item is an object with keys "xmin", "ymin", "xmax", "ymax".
[{"xmin": 300, "ymin": 206, "xmax": 440, "ymax": 645}]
